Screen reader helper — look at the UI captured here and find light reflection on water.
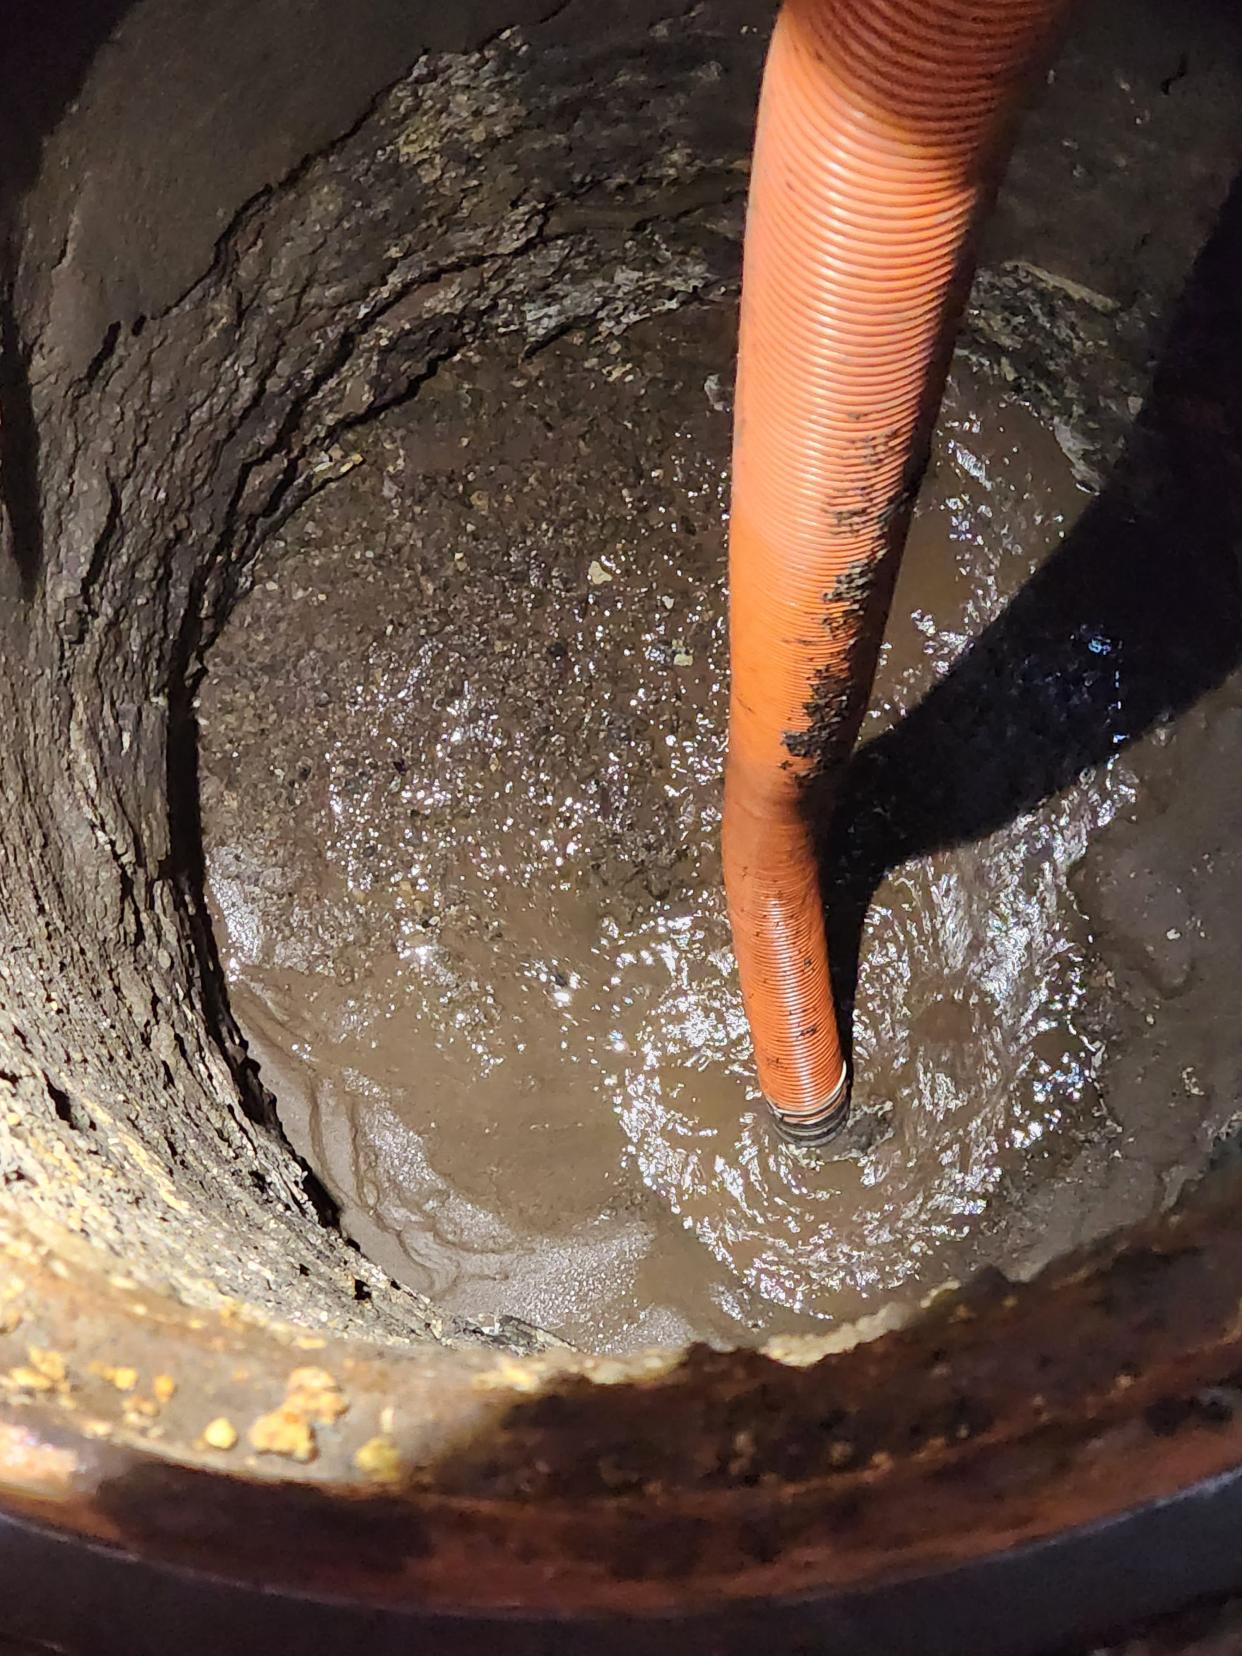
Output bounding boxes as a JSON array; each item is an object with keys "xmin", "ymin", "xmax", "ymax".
[{"xmin": 205, "ymin": 342, "xmax": 1133, "ymax": 1343}]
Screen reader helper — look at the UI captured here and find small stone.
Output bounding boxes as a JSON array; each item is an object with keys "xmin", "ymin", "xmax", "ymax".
[
  {"xmin": 660, "ymin": 596, "xmax": 675, "ymax": 610},
  {"xmin": 249, "ymin": 1406, "xmax": 316, "ymax": 1463},
  {"xmin": 202, "ymin": 1417, "xmax": 238, "ymax": 1451},
  {"xmin": 587, "ymin": 560, "xmax": 613, "ymax": 586},
  {"xmin": 246, "ymin": 1368, "xmax": 347, "ymax": 1464},
  {"xmin": 152, "ymin": 1375, "xmax": 177, "ymax": 1404},
  {"xmin": 286, "ymin": 1366, "xmax": 348, "ymax": 1424},
  {"xmin": 90, "ymin": 1362, "xmax": 138, "ymax": 1392},
  {"xmin": 27, "ymin": 1348, "xmax": 67, "ymax": 1385},
  {"xmin": 353, "ymin": 1434, "xmax": 402, "ymax": 1485},
  {"xmin": 7, "ymin": 1366, "xmax": 55, "ymax": 1393},
  {"xmin": 672, "ymin": 650, "xmax": 694, "ymax": 668}
]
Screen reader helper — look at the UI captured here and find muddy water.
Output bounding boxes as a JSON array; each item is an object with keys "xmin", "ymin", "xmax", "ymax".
[{"xmin": 201, "ymin": 303, "xmax": 1135, "ymax": 1353}]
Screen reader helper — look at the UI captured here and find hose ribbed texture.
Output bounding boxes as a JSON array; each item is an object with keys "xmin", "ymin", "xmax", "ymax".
[{"xmin": 724, "ymin": 0, "xmax": 1067, "ymax": 1133}]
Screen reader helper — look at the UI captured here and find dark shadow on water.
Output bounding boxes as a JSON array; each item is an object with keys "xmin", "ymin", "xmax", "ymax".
[{"xmin": 824, "ymin": 168, "xmax": 1242, "ymax": 1047}]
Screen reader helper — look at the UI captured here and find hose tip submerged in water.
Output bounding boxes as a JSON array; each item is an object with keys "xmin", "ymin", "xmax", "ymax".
[
  {"xmin": 769, "ymin": 1062, "xmax": 851, "ymax": 1148},
  {"xmin": 724, "ymin": 0, "xmax": 1068, "ymax": 1144}
]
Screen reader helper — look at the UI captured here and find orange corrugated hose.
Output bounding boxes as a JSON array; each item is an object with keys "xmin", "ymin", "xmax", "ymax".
[{"xmin": 725, "ymin": 0, "xmax": 1069, "ymax": 1144}]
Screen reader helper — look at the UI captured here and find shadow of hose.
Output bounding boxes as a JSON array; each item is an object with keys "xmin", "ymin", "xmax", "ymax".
[{"xmin": 822, "ymin": 167, "xmax": 1242, "ymax": 1052}]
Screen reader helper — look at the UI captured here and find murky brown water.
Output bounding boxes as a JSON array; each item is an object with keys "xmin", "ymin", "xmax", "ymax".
[{"xmin": 200, "ymin": 303, "xmax": 1142, "ymax": 1353}]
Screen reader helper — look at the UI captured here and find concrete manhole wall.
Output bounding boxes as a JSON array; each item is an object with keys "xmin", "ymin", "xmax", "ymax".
[
  {"xmin": 0, "ymin": 0, "xmax": 1241, "ymax": 1649},
  {"xmin": 4, "ymin": 0, "xmax": 763, "ymax": 1351}
]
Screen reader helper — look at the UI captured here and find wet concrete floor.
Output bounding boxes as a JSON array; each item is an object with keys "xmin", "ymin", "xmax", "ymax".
[{"xmin": 200, "ymin": 296, "xmax": 1237, "ymax": 1354}]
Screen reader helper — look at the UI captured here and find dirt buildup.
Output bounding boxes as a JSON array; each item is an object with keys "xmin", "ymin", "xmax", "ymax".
[{"xmin": 199, "ymin": 263, "xmax": 1240, "ymax": 1351}]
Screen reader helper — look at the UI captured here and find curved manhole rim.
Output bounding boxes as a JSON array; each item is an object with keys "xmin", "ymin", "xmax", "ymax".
[{"xmin": 0, "ymin": 1168, "xmax": 1237, "ymax": 1619}]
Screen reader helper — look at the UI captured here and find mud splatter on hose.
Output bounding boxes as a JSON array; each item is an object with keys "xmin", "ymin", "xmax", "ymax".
[{"xmin": 724, "ymin": 0, "xmax": 1069, "ymax": 1143}]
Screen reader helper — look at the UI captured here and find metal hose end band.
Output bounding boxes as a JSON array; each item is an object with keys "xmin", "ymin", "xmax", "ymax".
[{"xmin": 767, "ymin": 1063, "xmax": 850, "ymax": 1147}]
